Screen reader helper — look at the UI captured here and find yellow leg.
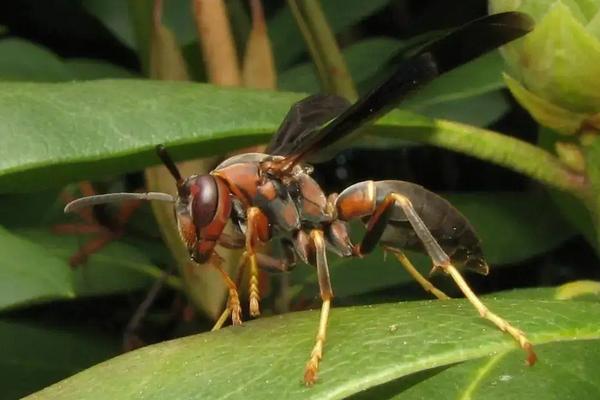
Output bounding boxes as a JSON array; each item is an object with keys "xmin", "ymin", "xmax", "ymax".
[
  {"xmin": 211, "ymin": 308, "xmax": 231, "ymax": 331},
  {"xmin": 210, "ymin": 253, "xmax": 242, "ymax": 326},
  {"xmin": 388, "ymin": 248, "xmax": 450, "ymax": 300},
  {"xmin": 446, "ymin": 263, "xmax": 536, "ymax": 365},
  {"xmin": 304, "ymin": 298, "xmax": 331, "ymax": 386},
  {"xmin": 245, "ymin": 207, "xmax": 264, "ymax": 317},
  {"xmin": 382, "ymin": 192, "xmax": 536, "ymax": 365},
  {"xmin": 304, "ymin": 229, "xmax": 334, "ymax": 386},
  {"xmin": 248, "ymin": 252, "xmax": 260, "ymax": 317},
  {"xmin": 212, "ymin": 252, "xmax": 250, "ymax": 330}
]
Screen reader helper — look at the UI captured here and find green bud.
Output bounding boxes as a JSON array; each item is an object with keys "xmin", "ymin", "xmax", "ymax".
[
  {"xmin": 490, "ymin": 0, "xmax": 600, "ymax": 134},
  {"xmin": 555, "ymin": 141, "xmax": 586, "ymax": 172}
]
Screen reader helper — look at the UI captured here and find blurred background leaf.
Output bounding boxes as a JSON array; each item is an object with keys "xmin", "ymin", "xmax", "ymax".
[{"xmin": 0, "ymin": 320, "xmax": 119, "ymax": 399}]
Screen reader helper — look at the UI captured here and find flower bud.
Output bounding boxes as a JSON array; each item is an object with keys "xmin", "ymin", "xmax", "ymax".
[{"xmin": 490, "ymin": 0, "xmax": 600, "ymax": 134}]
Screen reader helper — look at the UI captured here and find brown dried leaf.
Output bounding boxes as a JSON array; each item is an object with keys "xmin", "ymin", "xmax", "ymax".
[
  {"xmin": 242, "ymin": 0, "xmax": 276, "ymax": 89},
  {"xmin": 192, "ymin": 0, "xmax": 241, "ymax": 86}
]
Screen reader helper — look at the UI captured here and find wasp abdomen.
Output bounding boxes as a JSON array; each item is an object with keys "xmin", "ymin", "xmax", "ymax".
[{"xmin": 336, "ymin": 180, "xmax": 487, "ymax": 273}]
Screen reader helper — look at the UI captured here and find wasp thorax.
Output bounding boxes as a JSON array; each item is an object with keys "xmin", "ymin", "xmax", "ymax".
[{"xmin": 187, "ymin": 174, "xmax": 219, "ymax": 228}]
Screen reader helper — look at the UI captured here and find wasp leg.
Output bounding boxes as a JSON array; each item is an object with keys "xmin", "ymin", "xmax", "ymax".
[
  {"xmin": 304, "ymin": 229, "xmax": 333, "ymax": 386},
  {"xmin": 208, "ymin": 251, "xmax": 242, "ymax": 326},
  {"xmin": 211, "ymin": 242, "xmax": 297, "ymax": 331},
  {"xmin": 211, "ymin": 252, "xmax": 249, "ymax": 331},
  {"xmin": 353, "ymin": 197, "xmax": 449, "ymax": 300},
  {"xmin": 446, "ymin": 263, "xmax": 536, "ymax": 365},
  {"xmin": 374, "ymin": 193, "xmax": 536, "ymax": 365},
  {"xmin": 245, "ymin": 207, "xmax": 270, "ymax": 317},
  {"xmin": 385, "ymin": 247, "xmax": 450, "ymax": 300}
]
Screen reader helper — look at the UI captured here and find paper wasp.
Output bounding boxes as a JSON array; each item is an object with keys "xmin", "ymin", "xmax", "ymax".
[{"xmin": 65, "ymin": 12, "xmax": 536, "ymax": 385}]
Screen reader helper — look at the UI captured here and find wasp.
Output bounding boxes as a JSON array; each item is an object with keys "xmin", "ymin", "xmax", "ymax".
[{"xmin": 65, "ymin": 12, "xmax": 536, "ymax": 385}]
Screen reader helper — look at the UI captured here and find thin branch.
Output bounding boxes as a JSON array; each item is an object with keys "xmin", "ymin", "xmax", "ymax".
[
  {"xmin": 287, "ymin": 0, "xmax": 357, "ymax": 100},
  {"xmin": 375, "ymin": 114, "xmax": 587, "ymax": 195}
]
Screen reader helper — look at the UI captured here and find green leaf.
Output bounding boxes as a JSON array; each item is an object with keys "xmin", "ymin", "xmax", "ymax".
[
  {"xmin": 404, "ymin": 52, "xmax": 506, "ymax": 109},
  {"xmin": 270, "ymin": 0, "xmax": 393, "ymax": 69},
  {"xmin": 278, "ymin": 37, "xmax": 403, "ymax": 93},
  {"xmin": 415, "ymin": 91, "xmax": 510, "ymax": 127},
  {"xmin": 404, "ymin": 52, "xmax": 511, "ymax": 126},
  {"xmin": 380, "ymin": 340, "xmax": 600, "ymax": 399},
  {"xmin": 15, "ymin": 229, "xmax": 181, "ymax": 298},
  {"xmin": 0, "ymin": 80, "xmax": 301, "ymax": 193},
  {"xmin": 446, "ymin": 192, "xmax": 573, "ymax": 265},
  {"xmin": 66, "ymin": 59, "xmax": 136, "ymax": 80},
  {"xmin": 0, "ymin": 225, "xmax": 179, "ymax": 311},
  {"xmin": 0, "ymin": 80, "xmax": 576, "ymax": 198},
  {"xmin": 0, "ymin": 38, "xmax": 138, "ymax": 83},
  {"xmin": 0, "ymin": 320, "xmax": 118, "ymax": 399},
  {"xmin": 0, "ymin": 189, "xmax": 64, "ymax": 228},
  {"xmin": 82, "ymin": 0, "xmax": 136, "ymax": 48},
  {"xmin": 26, "ymin": 299, "xmax": 600, "ymax": 399},
  {"xmin": 0, "ymin": 39, "xmax": 72, "ymax": 81},
  {"xmin": 0, "ymin": 226, "xmax": 74, "ymax": 311}
]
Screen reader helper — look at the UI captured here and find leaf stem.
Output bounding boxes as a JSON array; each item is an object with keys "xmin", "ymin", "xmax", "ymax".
[
  {"xmin": 378, "ymin": 114, "xmax": 588, "ymax": 195},
  {"xmin": 287, "ymin": 0, "xmax": 357, "ymax": 100}
]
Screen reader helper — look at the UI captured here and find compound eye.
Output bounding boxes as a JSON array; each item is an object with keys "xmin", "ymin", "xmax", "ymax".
[{"xmin": 190, "ymin": 175, "xmax": 218, "ymax": 228}]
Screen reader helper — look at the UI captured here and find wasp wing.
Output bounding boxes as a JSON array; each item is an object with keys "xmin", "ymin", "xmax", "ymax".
[
  {"xmin": 276, "ymin": 11, "xmax": 533, "ymax": 170},
  {"xmin": 266, "ymin": 94, "xmax": 351, "ymax": 156}
]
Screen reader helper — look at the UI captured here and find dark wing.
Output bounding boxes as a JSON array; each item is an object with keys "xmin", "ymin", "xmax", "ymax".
[
  {"xmin": 277, "ymin": 11, "xmax": 533, "ymax": 170},
  {"xmin": 266, "ymin": 94, "xmax": 351, "ymax": 156}
]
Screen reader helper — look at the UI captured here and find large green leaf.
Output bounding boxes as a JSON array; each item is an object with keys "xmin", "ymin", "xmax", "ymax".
[
  {"xmin": 82, "ymin": 0, "xmax": 136, "ymax": 48},
  {"xmin": 0, "ymin": 320, "xmax": 118, "ymax": 399},
  {"xmin": 400, "ymin": 51, "xmax": 510, "ymax": 126},
  {"xmin": 0, "ymin": 226, "xmax": 74, "ymax": 311},
  {"xmin": 0, "ymin": 80, "xmax": 538, "ymax": 194},
  {"xmin": 0, "ymin": 39, "xmax": 72, "ymax": 82},
  {"xmin": 403, "ymin": 52, "xmax": 506, "ymax": 109},
  {"xmin": 16, "ymin": 229, "xmax": 176, "ymax": 297},
  {"xmin": 0, "ymin": 226, "xmax": 179, "ymax": 311},
  {"xmin": 27, "ymin": 298, "xmax": 600, "ymax": 399},
  {"xmin": 0, "ymin": 80, "xmax": 302, "ymax": 193},
  {"xmin": 358, "ymin": 282, "xmax": 600, "ymax": 399},
  {"xmin": 66, "ymin": 59, "xmax": 136, "ymax": 80},
  {"xmin": 446, "ymin": 192, "xmax": 573, "ymax": 265},
  {"xmin": 0, "ymin": 38, "xmax": 138, "ymax": 83},
  {"xmin": 388, "ymin": 341, "xmax": 600, "ymax": 399}
]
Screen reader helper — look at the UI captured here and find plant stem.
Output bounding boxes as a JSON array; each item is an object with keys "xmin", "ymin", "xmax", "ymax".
[
  {"xmin": 287, "ymin": 0, "xmax": 357, "ymax": 100},
  {"xmin": 128, "ymin": 0, "xmax": 153, "ymax": 76},
  {"xmin": 375, "ymin": 113, "xmax": 587, "ymax": 195}
]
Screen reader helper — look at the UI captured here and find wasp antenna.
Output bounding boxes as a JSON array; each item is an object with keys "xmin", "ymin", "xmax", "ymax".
[
  {"xmin": 64, "ymin": 192, "xmax": 175, "ymax": 214},
  {"xmin": 156, "ymin": 144, "xmax": 184, "ymax": 186}
]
